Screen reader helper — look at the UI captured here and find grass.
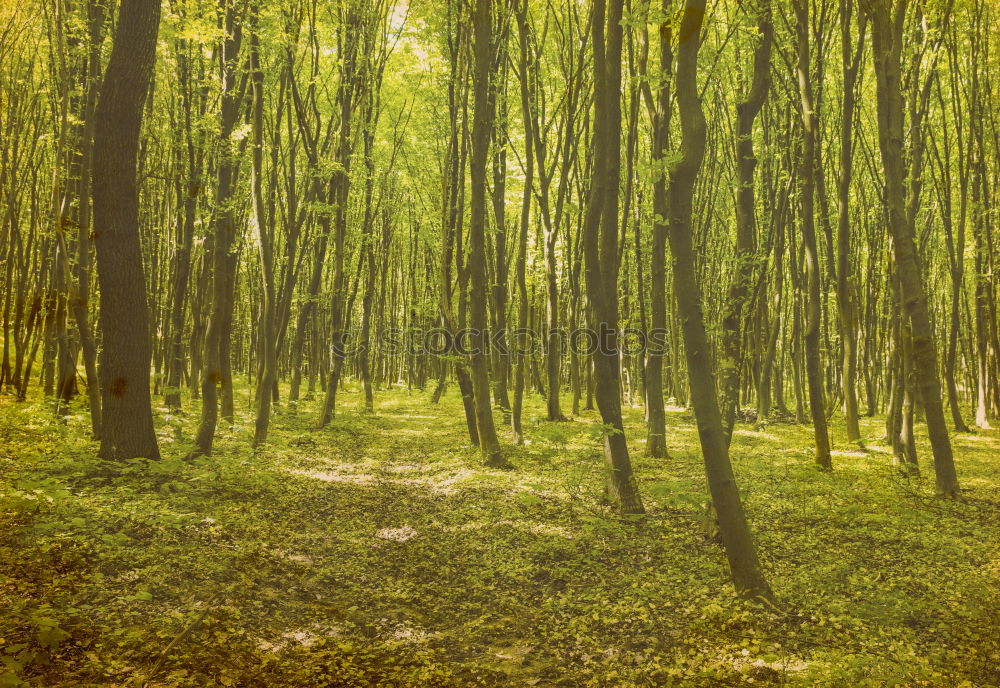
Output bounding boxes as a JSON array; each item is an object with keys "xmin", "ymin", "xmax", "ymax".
[{"xmin": 2, "ymin": 381, "xmax": 999, "ymax": 687}]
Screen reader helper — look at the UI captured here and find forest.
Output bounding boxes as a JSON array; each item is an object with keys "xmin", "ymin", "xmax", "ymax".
[{"xmin": 1, "ymin": 0, "xmax": 999, "ymax": 684}]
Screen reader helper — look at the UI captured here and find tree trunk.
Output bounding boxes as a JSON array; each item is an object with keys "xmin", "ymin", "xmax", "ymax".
[
  {"xmin": 583, "ymin": 0, "xmax": 643, "ymax": 514},
  {"xmin": 641, "ymin": 1, "xmax": 673, "ymax": 459},
  {"xmin": 794, "ymin": 0, "xmax": 832, "ymax": 469},
  {"xmin": 836, "ymin": 0, "xmax": 865, "ymax": 444},
  {"xmin": 470, "ymin": 0, "xmax": 507, "ymax": 468},
  {"xmin": 720, "ymin": 0, "xmax": 771, "ymax": 445},
  {"xmin": 663, "ymin": 0, "xmax": 771, "ymax": 598},
  {"xmin": 249, "ymin": 7, "xmax": 277, "ymax": 446},
  {"xmin": 194, "ymin": 2, "xmax": 243, "ymax": 455},
  {"xmin": 512, "ymin": 0, "xmax": 533, "ymax": 444},
  {"xmin": 866, "ymin": 0, "xmax": 960, "ymax": 497},
  {"xmin": 91, "ymin": 0, "xmax": 161, "ymax": 460}
]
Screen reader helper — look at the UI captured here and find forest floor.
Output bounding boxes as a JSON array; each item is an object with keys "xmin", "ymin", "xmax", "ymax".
[{"xmin": 2, "ymin": 383, "xmax": 999, "ymax": 687}]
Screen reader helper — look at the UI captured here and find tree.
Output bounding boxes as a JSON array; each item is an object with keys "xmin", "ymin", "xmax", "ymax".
[
  {"xmin": 248, "ymin": 1, "xmax": 277, "ymax": 446},
  {"xmin": 91, "ymin": 0, "xmax": 162, "ymax": 460},
  {"xmin": 583, "ymin": 0, "xmax": 643, "ymax": 515},
  {"xmin": 663, "ymin": 0, "xmax": 772, "ymax": 598},
  {"xmin": 511, "ymin": 0, "xmax": 534, "ymax": 444},
  {"xmin": 469, "ymin": 0, "xmax": 507, "ymax": 468},
  {"xmin": 835, "ymin": 0, "xmax": 866, "ymax": 445},
  {"xmin": 864, "ymin": 0, "xmax": 960, "ymax": 497},
  {"xmin": 719, "ymin": 0, "xmax": 771, "ymax": 446},
  {"xmin": 639, "ymin": 0, "xmax": 673, "ymax": 459},
  {"xmin": 793, "ymin": 0, "xmax": 832, "ymax": 470},
  {"xmin": 193, "ymin": 0, "xmax": 245, "ymax": 456}
]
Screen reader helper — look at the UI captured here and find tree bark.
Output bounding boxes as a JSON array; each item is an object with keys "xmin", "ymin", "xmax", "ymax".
[
  {"xmin": 720, "ymin": 0, "xmax": 771, "ymax": 445},
  {"xmin": 512, "ymin": 0, "xmax": 534, "ymax": 444},
  {"xmin": 194, "ymin": 1, "xmax": 244, "ymax": 455},
  {"xmin": 249, "ymin": 5, "xmax": 277, "ymax": 445},
  {"xmin": 91, "ymin": 0, "xmax": 161, "ymax": 460},
  {"xmin": 583, "ymin": 0, "xmax": 643, "ymax": 514},
  {"xmin": 664, "ymin": 0, "xmax": 771, "ymax": 598},
  {"xmin": 470, "ymin": 0, "xmax": 508, "ymax": 468},
  {"xmin": 866, "ymin": 0, "xmax": 960, "ymax": 497},
  {"xmin": 836, "ymin": 0, "xmax": 866, "ymax": 444},
  {"xmin": 794, "ymin": 0, "xmax": 833, "ymax": 469}
]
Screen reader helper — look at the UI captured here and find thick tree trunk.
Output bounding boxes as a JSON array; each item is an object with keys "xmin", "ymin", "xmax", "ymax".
[{"xmin": 91, "ymin": 0, "xmax": 161, "ymax": 460}]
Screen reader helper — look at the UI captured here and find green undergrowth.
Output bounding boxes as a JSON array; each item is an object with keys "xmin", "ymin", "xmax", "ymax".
[{"xmin": 2, "ymin": 383, "xmax": 999, "ymax": 687}]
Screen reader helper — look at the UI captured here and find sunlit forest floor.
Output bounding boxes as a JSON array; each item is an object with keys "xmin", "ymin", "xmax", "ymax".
[{"xmin": 2, "ymin": 383, "xmax": 999, "ymax": 687}]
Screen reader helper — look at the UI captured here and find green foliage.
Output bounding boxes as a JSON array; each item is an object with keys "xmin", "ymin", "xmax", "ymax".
[{"xmin": 2, "ymin": 392, "xmax": 999, "ymax": 686}]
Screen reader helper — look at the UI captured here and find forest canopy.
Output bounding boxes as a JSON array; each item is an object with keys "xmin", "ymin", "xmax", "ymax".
[{"xmin": 1, "ymin": 0, "xmax": 999, "ymax": 685}]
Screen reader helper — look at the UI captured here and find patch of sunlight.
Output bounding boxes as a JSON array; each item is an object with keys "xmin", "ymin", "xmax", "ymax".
[
  {"xmin": 258, "ymin": 623, "xmax": 340, "ymax": 652},
  {"xmin": 396, "ymin": 414, "xmax": 437, "ymax": 420},
  {"xmin": 730, "ymin": 649, "xmax": 808, "ymax": 674},
  {"xmin": 402, "ymin": 467, "xmax": 478, "ymax": 494},
  {"xmin": 375, "ymin": 525, "xmax": 418, "ymax": 542},
  {"xmin": 664, "ymin": 404, "xmax": 689, "ymax": 413},
  {"xmin": 289, "ymin": 468, "xmax": 376, "ymax": 485},
  {"xmin": 272, "ymin": 551, "xmax": 315, "ymax": 566},
  {"xmin": 733, "ymin": 428, "xmax": 780, "ymax": 442},
  {"xmin": 528, "ymin": 522, "xmax": 575, "ymax": 539},
  {"xmin": 830, "ymin": 449, "xmax": 867, "ymax": 458},
  {"xmin": 388, "ymin": 622, "xmax": 430, "ymax": 645},
  {"xmin": 958, "ymin": 433, "xmax": 997, "ymax": 442}
]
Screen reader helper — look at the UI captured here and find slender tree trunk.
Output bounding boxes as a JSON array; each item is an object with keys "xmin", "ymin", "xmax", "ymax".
[
  {"xmin": 583, "ymin": 0, "xmax": 643, "ymax": 514},
  {"xmin": 664, "ymin": 0, "xmax": 771, "ymax": 598},
  {"xmin": 836, "ymin": 0, "xmax": 865, "ymax": 444},
  {"xmin": 866, "ymin": 0, "xmax": 960, "ymax": 497},
  {"xmin": 194, "ymin": 3, "xmax": 243, "ymax": 455},
  {"xmin": 720, "ymin": 0, "xmax": 772, "ymax": 445},
  {"xmin": 490, "ymin": 35, "xmax": 512, "ymax": 422},
  {"xmin": 69, "ymin": 0, "xmax": 107, "ymax": 436},
  {"xmin": 249, "ymin": 7, "xmax": 277, "ymax": 446},
  {"xmin": 470, "ymin": 0, "xmax": 507, "ymax": 468},
  {"xmin": 794, "ymin": 0, "xmax": 832, "ymax": 469},
  {"xmin": 512, "ymin": 0, "xmax": 533, "ymax": 444},
  {"xmin": 641, "ymin": 4, "xmax": 673, "ymax": 459}
]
